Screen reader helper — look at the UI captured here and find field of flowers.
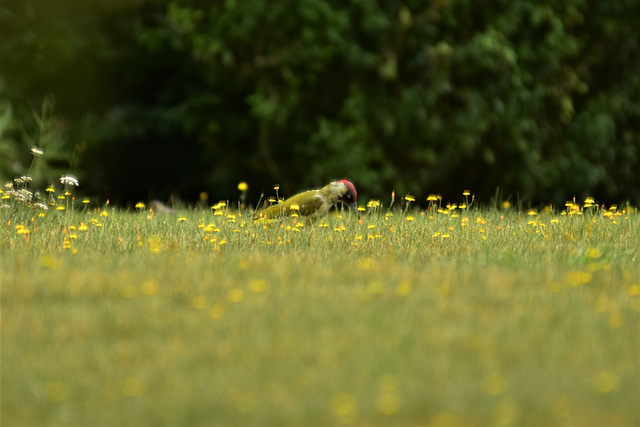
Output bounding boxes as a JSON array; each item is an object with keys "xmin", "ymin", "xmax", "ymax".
[{"xmin": 2, "ymin": 178, "xmax": 639, "ymax": 426}]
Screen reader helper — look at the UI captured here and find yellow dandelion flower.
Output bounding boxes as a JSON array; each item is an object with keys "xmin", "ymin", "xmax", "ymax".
[
  {"xmin": 331, "ymin": 392, "xmax": 358, "ymax": 423},
  {"xmin": 122, "ymin": 377, "xmax": 144, "ymax": 397},
  {"xmin": 141, "ymin": 281, "xmax": 158, "ymax": 295},
  {"xmin": 209, "ymin": 304, "xmax": 224, "ymax": 319},
  {"xmin": 237, "ymin": 181, "xmax": 248, "ymax": 191},
  {"xmin": 273, "ymin": 184, "xmax": 280, "ymax": 190},
  {"xmin": 502, "ymin": 201, "xmax": 511, "ymax": 209},
  {"xmin": 594, "ymin": 371, "xmax": 619, "ymax": 393},
  {"xmin": 586, "ymin": 247, "xmax": 602, "ymax": 259},
  {"xmin": 82, "ymin": 198, "xmax": 90, "ymax": 204},
  {"xmin": 228, "ymin": 289, "xmax": 244, "ymax": 303},
  {"xmin": 482, "ymin": 372, "xmax": 508, "ymax": 395},
  {"xmin": 427, "ymin": 194, "xmax": 438, "ymax": 201},
  {"xmin": 359, "ymin": 257, "xmax": 375, "ymax": 270},
  {"xmin": 250, "ymin": 279, "xmax": 267, "ymax": 293},
  {"xmin": 463, "ymin": 190, "xmax": 471, "ymax": 196},
  {"xmin": 565, "ymin": 270, "xmax": 592, "ymax": 286},
  {"xmin": 192, "ymin": 295, "xmax": 208, "ymax": 310},
  {"xmin": 135, "ymin": 202, "xmax": 145, "ymax": 209},
  {"xmin": 406, "ymin": 216, "xmax": 415, "ymax": 221},
  {"xmin": 527, "ymin": 209, "xmax": 537, "ymax": 216},
  {"xmin": 16, "ymin": 227, "xmax": 30, "ymax": 235},
  {"xmin": 56, "ymin": 206, "xmax": 65, "ymax": 211},
  {"xmin": 437, "ymin": 282, "xmax": 451, "ymax": 297},
  {"xmin": 607, "ymin": 311, "xmax": 623, "ymax": 328},
  {"xmin": 396, "ymin": 281, "xmax": 412, "ymax": 296},
  {"xmin": 46, "ymin": 186, "xmax": 55, "ymax": 192},
  {"xmin": 404, "ymin": 194, "xmax": 415, "ymax": 202},
  {"xmin": 376, "ymin": 393, "xmax": 401, "ymax": 415}
]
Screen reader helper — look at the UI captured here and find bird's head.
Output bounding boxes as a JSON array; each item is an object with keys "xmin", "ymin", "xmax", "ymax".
[{"xmin": 334, "ymin": 179, "xmax": 360, "ymax": 219}]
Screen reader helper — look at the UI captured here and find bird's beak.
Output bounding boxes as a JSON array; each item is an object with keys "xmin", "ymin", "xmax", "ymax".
[{"xmin": 351, "ymin": 202, "xmax": 360, "ymax": 219}]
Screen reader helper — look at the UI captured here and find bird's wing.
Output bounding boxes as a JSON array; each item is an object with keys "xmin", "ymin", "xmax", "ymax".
[
  {"xmin": 297, "ymin": 192, "xmax": 325, "ymax": 217},
  {"xmin": 255, "ymin": 190, "xmax": 324, "ymax": 219}
]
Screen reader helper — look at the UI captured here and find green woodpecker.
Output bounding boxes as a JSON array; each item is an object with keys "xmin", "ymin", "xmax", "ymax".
[{"xmin": 255, "ymin": 179, "xmax": 360, "ymax": 221}]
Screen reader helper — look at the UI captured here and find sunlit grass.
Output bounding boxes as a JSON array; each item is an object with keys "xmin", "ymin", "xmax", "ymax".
[{"xmin": 2, "ymin": 188, "xmax": 639, "ymax": 426}]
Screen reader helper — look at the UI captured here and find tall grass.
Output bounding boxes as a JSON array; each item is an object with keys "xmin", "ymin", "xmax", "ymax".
[{"xmin": 1, "ymin": 188, "xmax": 639, "ymax": 426}]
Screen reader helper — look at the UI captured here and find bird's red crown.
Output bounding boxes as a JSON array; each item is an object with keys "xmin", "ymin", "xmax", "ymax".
[{"xmin": 336, "ymin": 179, "xmax": 357, "ymax": 202}]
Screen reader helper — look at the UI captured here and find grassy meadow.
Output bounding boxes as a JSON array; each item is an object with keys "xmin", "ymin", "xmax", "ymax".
[{"xmin": 1, "ymin": 188, "xmax": 639, "ymax": 426}]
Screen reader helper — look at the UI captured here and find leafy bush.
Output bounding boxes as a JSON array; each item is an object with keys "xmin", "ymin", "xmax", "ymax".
[{"xmin": 1, "ymin": 0, "xmax": 638, "ymax": 204}]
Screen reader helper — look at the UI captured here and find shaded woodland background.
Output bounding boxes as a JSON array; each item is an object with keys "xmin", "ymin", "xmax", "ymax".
[{"xmin": 1, "ymin": 0, "xmax": 639, "ymax": 206}]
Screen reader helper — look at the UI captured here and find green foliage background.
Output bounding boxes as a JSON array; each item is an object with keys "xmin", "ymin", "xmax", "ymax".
[{"xmin": 1, "ymin": 0, "xmax": 639, "ymax": 204}]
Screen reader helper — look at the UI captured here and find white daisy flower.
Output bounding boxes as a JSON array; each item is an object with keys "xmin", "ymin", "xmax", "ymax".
[{"xmin": 60, "ymin": 175, "xmax": 79, "ymax": 186}]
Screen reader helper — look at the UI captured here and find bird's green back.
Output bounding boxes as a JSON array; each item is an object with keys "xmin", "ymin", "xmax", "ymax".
[{"xmin": 255, "ymin": 182, "xmax": 346, "ymax": 220}]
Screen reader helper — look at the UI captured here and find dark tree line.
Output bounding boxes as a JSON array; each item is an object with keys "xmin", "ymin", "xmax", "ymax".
[{"xmin": 1, "ymin": 0, "xmax": 639, "ymax": 206}]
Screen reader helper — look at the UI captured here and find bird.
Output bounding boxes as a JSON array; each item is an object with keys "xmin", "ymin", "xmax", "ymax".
[
  {"xmin": 148, "ymin": 200, "xmax": 176, "ymax": 215},
  {"xmin": 254, "ymin": 179, "xmax": 360, "ymax": 221}
]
